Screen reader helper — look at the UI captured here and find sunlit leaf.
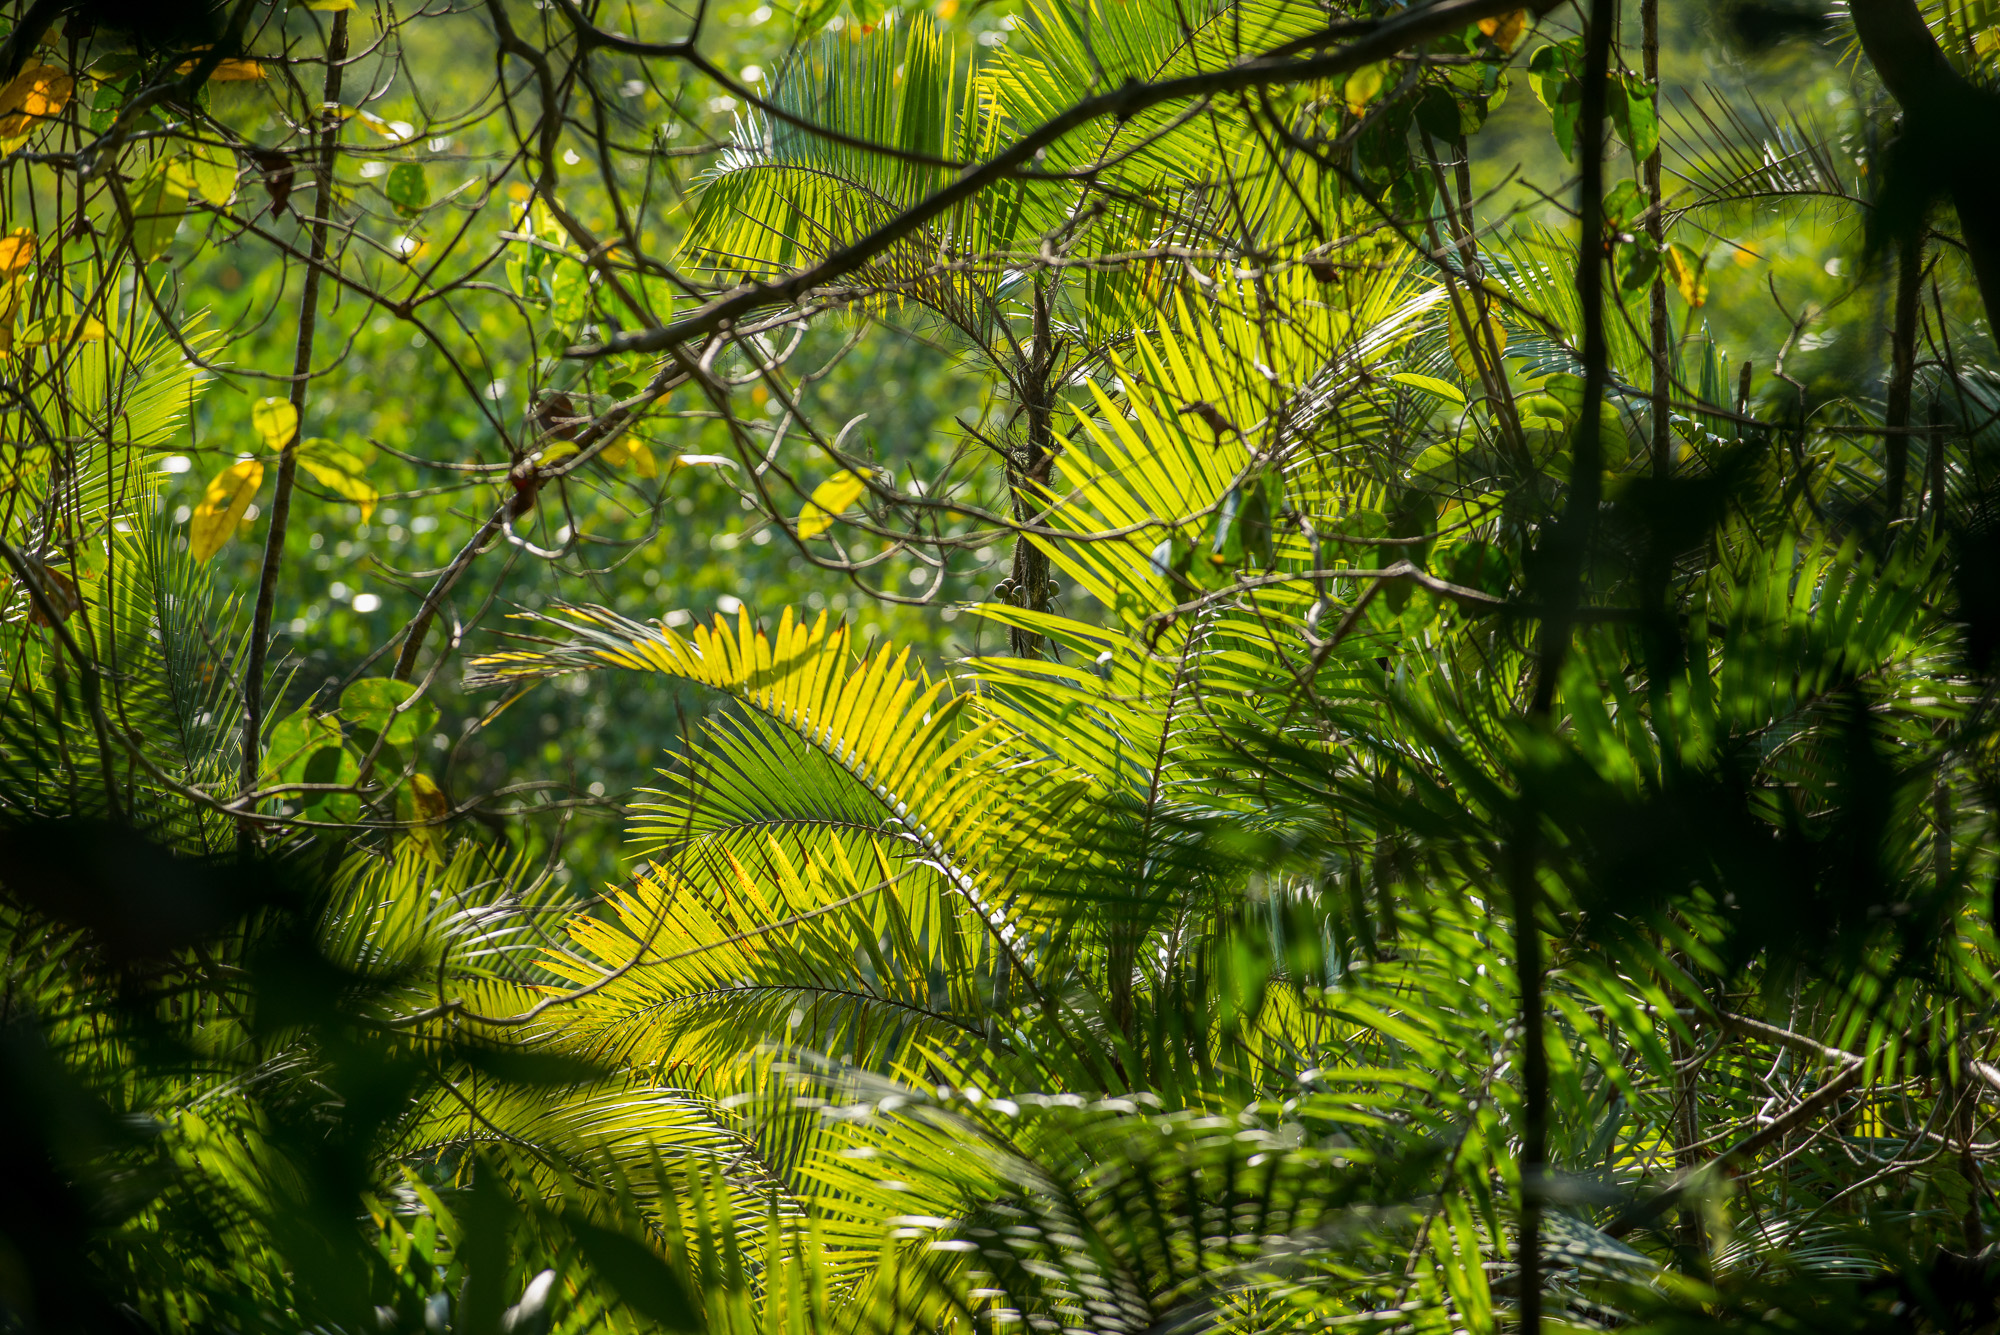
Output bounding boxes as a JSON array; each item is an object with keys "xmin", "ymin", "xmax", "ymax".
[
  {"xmin": 1390, "ymin": 372, "xmax": 1466, "ymax": 404},
  {"xmin": 252, "ymin": 397, "xmax": 299, "ymax": 452},
  {"xmin": 127, "ymin": 158, "xmax": 191, "ymax": 263},
  {"xmin": 1344, "ymin": 61, "xmax": 1387, "ymax": 117},
  {"xmin": 297, "ymin": 437, "xmax": 379, "ymax": 521},
  {"xmin": 0, "ymin": 63, "xmax": 71, "ymax": 147},
  {"xmin": 797, "ymin": 467, "xmax": 871, "ymax": 538},
  {"xmin": 599, "ymin": 436, "xmax": 657, "ymax": 477},
  {"xmin": 188, "ymin": 458, "xmax": 263, "ymax": 561},
  {"xmin": 1663, "ymin": 243, "xmax": 1707, "ymax": 307},
  {"xmin": 343, "ymin": 676, "xmax": 437, "ymax": 750},
  {"xmin": 0, "ymin": 228, "xmax": 33, "ymax": 277},
  {"xmin": 188, "ymin": 142, "xmax": 238, "ymax": 204}
]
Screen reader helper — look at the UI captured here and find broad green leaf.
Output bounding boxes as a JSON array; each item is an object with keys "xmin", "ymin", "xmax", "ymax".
[
  {"xmin": 343, "ymin": 677, "xmax": 437, "ymax": 750},
  {"xmin": 1602, "ymin": 179, "xmax": 1646, "ymax": 231},
  {"xmin": 264, "ymin": 705, "xmax": 359, "ymax": 822},
  {"xmin": 306, "ymin": 0, "xmax": 356, "ymax": 8},
  {"xmin": 188, "ymin": 458, "xmax": 263, "ymax": 561},
  {"xmin": 1611, "ymin": 73, "xmax": 1658, "ymax": 161},
  {"xmin": 385, "ymin": 161, "xmax": 428, "ymax": 216},
  {"xmin": 188, "ymin": 142, "xmax": 237, "ymax": 203},
  {"xmin": 797, "ymin": 467, "xmax": 871, "ymax": 539},
  {"xmin": 127, "ymin": 159, "xmax": 191, "ymax": 263},
  {"xmin": 1390, "ymin": 373, "xmax": 1466, "ymax": 404},
  {"xmin": 252, "ymin": 397, "xmax": 299, "ymax": 452}
]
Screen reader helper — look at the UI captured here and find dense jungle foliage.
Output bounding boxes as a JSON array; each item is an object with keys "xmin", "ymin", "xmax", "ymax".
[{"xmin": 3, "ymin": 0, "xmax": 2000, "ymax": 1331}]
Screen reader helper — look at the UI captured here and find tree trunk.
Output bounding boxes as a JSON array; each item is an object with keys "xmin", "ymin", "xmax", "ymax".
[
  {"xmin": 1852, "ymin": 0, "xmax": 2000, "ymax": 332},
  {"xmin": 1007, "ymin": 279, "xmax": 1057, "ymax": 660}
]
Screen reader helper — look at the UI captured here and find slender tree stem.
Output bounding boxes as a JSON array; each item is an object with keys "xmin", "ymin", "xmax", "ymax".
[
  {"xmin": 1885, "ymin": 228, "xmax": 1923, "ymax": 520},
  {"xmin": 239, "ymin": 10, "xmax": 350, "ymax": 844},
  {"xmin": 1509, "ymin": 830, "xmax": 1546, "ymax": 1333},
  {"xmin": 1516, "ymin": 2, "xmax": 1615, "ymax": 1327},
  {"xmin": 1643, "ymin": 0, "xmax": 1670, "ymax": 478}
]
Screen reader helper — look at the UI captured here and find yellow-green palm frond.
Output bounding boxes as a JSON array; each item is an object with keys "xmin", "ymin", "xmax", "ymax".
[{"xmin": 471, "ymin": 605, "xmax": 1063, "ymax": 907}]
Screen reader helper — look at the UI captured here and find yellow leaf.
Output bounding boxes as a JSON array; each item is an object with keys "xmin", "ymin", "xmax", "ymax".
[
  {"xmin": 797, "ymin": 467, "xmax": 872, "ymax": 539},
  {"xmin": 307, "ymin": 0, "xmax": 356, "ymax": 8},
  {"xmin": 177, "ymin": 56, "xmax": 264, "ymax": 81},
  {"xmin": 1477, "ymin": 9, "xmax": 1528, "ymax": 51},
  {"xmin": 297, "ymin": 437, "xmax": 379, "ymax": 522},
  {"xmin": 0, "ymin": 64, "xmax": 71, "ymax": 147},
  {"xmin": 1343, "ymin": 62, "xmax": 1387, "ymax": 117},
  {"xmin": 189, "ymin": 459, "xmax": 264, "ymax": 561},
  {"xmin": 251, "ymin": 397, "xmax": 299, "ymax": 451},
  {"xmin": 1663, "ymin": 244, "xmax": 1708, "ymax": 307},
  {"xmin": 599, "ymin": 437, "xmax": 657, "ymax": 478},
  {"xmin": 0, "ymin": 229, "xmax": 33, "ymax": 277},
  {"xmin": 399, "ymin": 771, "xmax": 450, "ymax": 860}
]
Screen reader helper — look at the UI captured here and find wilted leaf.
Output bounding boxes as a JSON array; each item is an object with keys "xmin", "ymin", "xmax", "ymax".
[
  {"xmin": 384, "ymin": 162, "xmax": 428, "ymax": 216},
  {"xmin": 0, "ymin": 64, "xmax": 71, "ymax": 148},
  {"xmin": 1663, "ymin": 243, "xmax": 1707, "ymax": 307},
  {"xmin": 9, "ymin": 552, "xmax": 80, "ymax": 624},
  {"xmin": 296, "ymin": 437, "xmax": 378, "ymax": 521},
  {"xmin": 398, "ymin": 772, "xmax": 450, "ymax": 856},
  {"xmin": 185, "ymin": 58, "xmax": 264, "ymax": 82},
  {"xmin": 189, "ymin": 459, "xmax": 263, "ymax": 561},
  {"xmin": 250, "ymin": 148, "xmax": 293, "ymax": 215},
  {"xmin": 1478, "ymin": 10, "xmax": 1528, "ymax": 51},
  {"xmin": 797, "ymin": 467, "xmax": 871, "ymax": 539},
  {"xmin": 251, "ymin": 397, "xmax": 299, "ymax": 452}
]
